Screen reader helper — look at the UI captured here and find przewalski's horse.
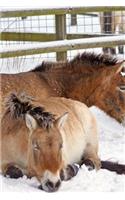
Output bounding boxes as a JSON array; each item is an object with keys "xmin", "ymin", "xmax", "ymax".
[
  {"xmin": 1, "ymin": 53, "xmax": 125, "ymax": 124},
  {"xmin": 100, "ymin": 11, "xmax": 125, "ymax": 54},
  {"xmin": 1, "ymin": 92, "xmax": 101, "ymax": 192}
]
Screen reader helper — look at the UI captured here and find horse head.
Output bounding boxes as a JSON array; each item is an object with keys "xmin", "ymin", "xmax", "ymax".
[
  {"xmin": 67, "ymin": 54, "xmax": 125, "ymax": 124},
  {"xmin": 91, "ymin": 61, "xmax": 125, "ymax": 124},
  {"xmin": 25, "ymin": 112, "xmax": 68, "ymax": 192}
]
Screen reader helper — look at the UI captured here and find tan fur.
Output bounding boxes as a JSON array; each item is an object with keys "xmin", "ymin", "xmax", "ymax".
[
  {"xmin": 68, "ymin": 62, "xmax": 125, "ymax": 123},
  {"xmin": 0, "ymin": 73, "xmax": 56, "ymax": 117},
  {"xmin": 1, "ymin": 95, "xmax": 100, "ymax": 191}
]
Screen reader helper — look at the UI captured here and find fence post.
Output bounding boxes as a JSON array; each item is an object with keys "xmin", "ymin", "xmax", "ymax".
[
  {"xmin": 55, "ymin": 14, "xmax": 67, "ymax": 61},
  {"xmin": 71, "ymin": 14, "xmax": 77, "ymax": 26},
  {"xmin": 101, "ymin": 12, "xmax": 114, "ymax": 54}
]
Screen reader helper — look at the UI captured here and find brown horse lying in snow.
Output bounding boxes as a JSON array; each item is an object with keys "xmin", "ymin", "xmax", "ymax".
[
  {"xmin": 1, "ymin": 92, "xmax": 101, "ymax": 192},
  {"xmin": 0, "ymin": 52, "xmax": 125, "ymax": 124}
]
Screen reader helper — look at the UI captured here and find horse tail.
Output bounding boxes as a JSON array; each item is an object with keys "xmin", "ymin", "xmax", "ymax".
[{"xmin": 101, "ymin": 160, "xmax": 125, "ymax": 175}]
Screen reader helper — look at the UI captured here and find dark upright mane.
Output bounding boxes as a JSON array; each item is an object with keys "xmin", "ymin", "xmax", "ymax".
[
  {"xmin": 5, "ymin": 92, "xmax": 33, "ymax": 119},
  {"xmin": 32, "ymin": 61, "xmax": 65, "ymax": 72},
  {"xmin": 5, "ymin": 92, "xmax": 55, "ymax": 129},
  {"xmin": 32, "ymin": 52, "xmax": 118, "ymax": 72},
  {"xmin": 69, "ymin": 52, "xmax": 118, "ymax": 67},
  {"xmin": 29, "ymin": 107, "xmax": 55, "ymax": 129}
]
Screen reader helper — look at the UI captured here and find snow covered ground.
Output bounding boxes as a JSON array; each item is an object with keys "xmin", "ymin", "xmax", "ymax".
[{"xmin": 1, "ymin": 106, "xmax": 125, "ymax": 192}]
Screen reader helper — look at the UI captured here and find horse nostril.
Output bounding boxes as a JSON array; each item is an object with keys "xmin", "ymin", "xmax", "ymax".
[
  {"xmin": 60, "ymin": 169, "xmax": 65, "ymax": 180},
  {"xmin": 45, "ymin": 180, "xmax": 61, "ymax": 192},
  {"xmin": 55, "ymin": 180, "xmax": 61, "ymax": 189},
  {"xmin": 38, "ymin": 184, "xmax": 43, "ymax": 190},
  {"xmin": 46, "ymin": 180, "xmax": 54, "ymax": 190}
]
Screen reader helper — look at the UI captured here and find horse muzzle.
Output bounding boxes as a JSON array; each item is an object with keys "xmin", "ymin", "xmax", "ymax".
[{"xmin": 38, "ymin": 179, "xmax": 61, "ymax": 192}]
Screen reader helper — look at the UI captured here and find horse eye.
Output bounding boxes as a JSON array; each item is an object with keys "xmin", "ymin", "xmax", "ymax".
[
  {"xmin": 59, "ymin": 143, "xmax": 63, "ymax": 149},
  {"xmin": 117, "ymin": 85, "xmax": 125, "ymax": 93},
  {"xmin": 32, "ymin": 141, "xmax": 40, "ymax": 151}
]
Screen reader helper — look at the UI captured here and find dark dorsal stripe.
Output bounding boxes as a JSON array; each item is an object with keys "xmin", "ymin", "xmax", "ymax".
[
  {"xmin": 5, "ymin": 92, "xmax": 55, "ymax": 129},
  {"xmin": 32, "ymin": 52, "xmax": 118, "ymax": 72}
]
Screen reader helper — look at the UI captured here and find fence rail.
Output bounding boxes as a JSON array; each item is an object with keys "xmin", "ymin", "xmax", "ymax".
[
  {"xmin": 1, "ymin": 6, "xmax": 125, "ymax": 18},
  {"xmin": 1, "ymin": 35, "xmax": 125, "ymax": 58},
  {"xmin": 1, "ymin": 32, "xmax": 117, "ymax": 42}
]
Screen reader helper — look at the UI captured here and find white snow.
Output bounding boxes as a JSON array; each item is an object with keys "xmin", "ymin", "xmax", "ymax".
[{"xmin": 1, "ymin": 106, "xmax": 125, "ymax": 192}]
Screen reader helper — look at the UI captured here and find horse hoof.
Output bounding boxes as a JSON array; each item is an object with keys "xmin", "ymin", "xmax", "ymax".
[
  {"xmin": 68, "ymin": 164, "xmax": 79, "ymax": 176},
  {"xmin": 60, "ymin": 164, "xmax": 79, "ymax": 181},
  {"xmin": 38, "ymin": 184, "xmax": 43, "ymax": 190},
  {"xmin": 83, "ymin": 159, "xmax": 95, "ymax": 171},
  {"xmin": 118, "ymin": 46, "xmax": 124, "ymax": 54},
  {"xmin": 5, "ymin": 165, "xmax": 23, "ymax": 179}
]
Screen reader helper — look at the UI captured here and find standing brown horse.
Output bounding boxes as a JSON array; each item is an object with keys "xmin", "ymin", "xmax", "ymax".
[
  {"xmin": 1, "ymin": 52, "xmax": 125, "ymax": 123},
  {"xmin": 1, "ymin": 92, "xmax": 101, "ymax": 192}
]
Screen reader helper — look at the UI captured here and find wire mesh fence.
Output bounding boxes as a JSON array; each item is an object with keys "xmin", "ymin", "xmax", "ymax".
[{"xmin": 0, "ymin": 8, "xmax": 125, "ymax": 73}]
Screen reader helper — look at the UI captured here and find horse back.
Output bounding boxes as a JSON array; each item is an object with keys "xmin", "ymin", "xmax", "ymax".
[{"xmin": 0, "ymin": 72, "xmax": 55, "ymax": 115}]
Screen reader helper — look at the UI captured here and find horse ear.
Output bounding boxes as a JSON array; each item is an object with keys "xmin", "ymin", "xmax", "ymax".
[
  {"xmin": 121, "ymin": 61, "xmax": 125, "ymax": 74},
  {"xmin": 25, "ymin": 114, "xmax": 38, "ymax": 132},
  {"xmin": 114, "ymin": 61, "xmax": 125, "ymax": 74},
  {"xmin": 56, "ymin": 112, "xmax": 68, "ymax": 128}
]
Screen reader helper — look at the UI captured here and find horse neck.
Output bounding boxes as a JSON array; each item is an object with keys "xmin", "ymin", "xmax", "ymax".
[
  {"xmin": 66, "ymin": 70, "xmax": 107, "ymax": 106},
  {"xmin": 39, "ymin": 68, "xmax": 77, "ymax": 97},
  {"xmin": 36, "ymin": 65, "xmax": 112, "ymax": 103}
]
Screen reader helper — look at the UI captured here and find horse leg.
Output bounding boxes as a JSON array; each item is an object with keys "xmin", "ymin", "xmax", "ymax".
[
  {"xmin": 118, "ymin": 45, "xmax": 124, "ymax": 54},
  {"xmin": 102, "ymin": 47, "xmax": 116, "ymax": 55},
  {"xmin": 110, "ymin": 47, "xmax": 116, "ymax": 55},
  {"xmin": 81, "ymin": 144, "xmax": 101, "ymax": 171},
  {"xmin": 102, "ymin": 47, "xmax": 110, "ymax": 54},
  {"xmin": 60, "ymin": 164, "xmax": 79, "ymax": 181},
  {"xmin": 2, "ymin": 164, "xmax": 23, "ymax": 179}
]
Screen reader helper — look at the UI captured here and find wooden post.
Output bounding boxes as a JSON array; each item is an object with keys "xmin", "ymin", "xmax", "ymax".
[
  {"xmin": 103, "ymin": 12, "xmax": 112, "ymax": 33},
  {"xmin": 71, "ymin": 14, "xmax": 77, "ymax": 26},
  {"xmin": 102, "ymin": 12, "xmax": 113, "ymax": 54},
  {"xmin": 55, "ymin": 14, "xmax": 67, "ymax": 61}
]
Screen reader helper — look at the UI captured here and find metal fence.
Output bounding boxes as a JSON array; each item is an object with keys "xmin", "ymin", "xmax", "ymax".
[{"xmin": 0, "ymin": 6, "xmax": 125, "ymax": 73}]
